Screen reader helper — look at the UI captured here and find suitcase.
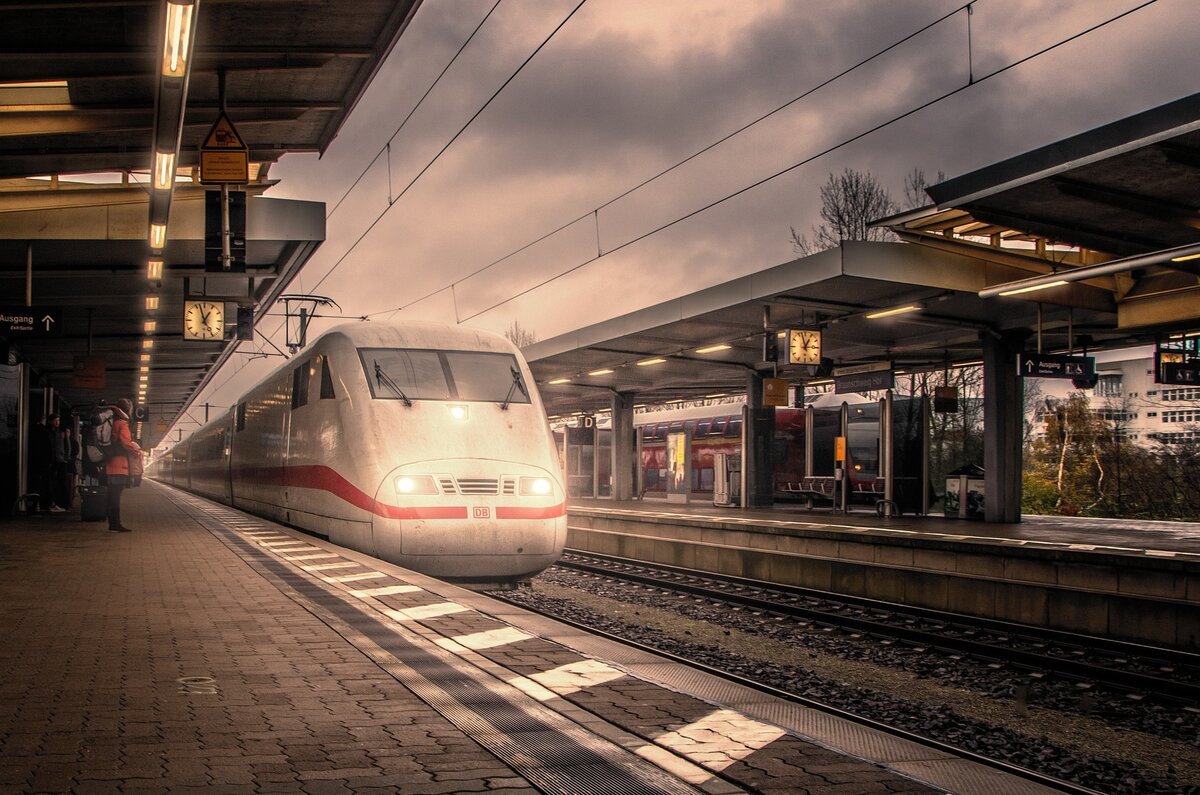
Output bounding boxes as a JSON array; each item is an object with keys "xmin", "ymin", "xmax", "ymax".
[{"xmin": 80, "ymin": 483, "xmax": 107, "ymax": 522}]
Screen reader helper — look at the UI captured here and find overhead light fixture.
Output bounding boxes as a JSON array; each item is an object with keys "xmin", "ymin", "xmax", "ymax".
[
  {"xmin": 997, "ymin": 279, "xmax": 1068, "ymax": 297},
  {"xmin": 150, "ymin": 223, "xmax": 167, "ymax": 249},
  {"xmin": 146, "ymin": 296, "xmax": 159, "ymax": 311},
  {"xmin": 153, "ymin": 151, "xmax": 175, "ymax": 190},
  {"xmin": 161, "ymin": 1, "xmax": 196, "ymax": 78},
  {"xmin": 952, "ymin": 360, "xmax": 983, "ymax": 368},
  {"xmin": 705, "ymin": 393, "xmax": 727, "ymax": 398},
  {"xmin": 981, "ymin": 241, "xmax": 1200, "ymax": 298},
  {"xmin": 588, "ymin": 368, "xmax": 614, "ymax": 376},
  {"xmin": 139, "ymin": 366, "xmax": 149, "ymax": 373},
  {"xmin": 547, "ymin": 377, "xmax": 571, "ymax": 385},
  {"xmin": 143, "ymin": 339, "xmax": 155, "ymax": 350},
  {"xmin": 696, "ymin": 343, "xmax": 731, "ymax": 354},
  {"xmin": 140, "ymin": 354, "xmax": 151, "ymax": 363},
  {"xmin": 139, "ymin": 375, "xmax": 149, "ymax": 382},
  {"xmin": 865, "ymin": 304, "xmax": 922, "ymax": 320},
  {"xmin": 636, "ymin": 357, "xmax": 667, "ymax": 366},
  {"xmin": 144, "ymin": 320, "xmax": 157, "ymax": 333},
  {"xmin": 147, "ymin": 258, "xmax": 163, "ymax": 280}
]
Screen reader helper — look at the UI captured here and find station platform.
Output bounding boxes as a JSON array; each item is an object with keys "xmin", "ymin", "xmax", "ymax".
[
  {"xmin": 0, "ymin": 482, "xmax": 1056, "ymax": 795},
  {"xmin": 566, "ymin": 499, "xmax": 1200, "ymax": 650}
]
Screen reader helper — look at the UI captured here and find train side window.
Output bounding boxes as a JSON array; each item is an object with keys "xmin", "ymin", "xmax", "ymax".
[
  {"xmin": 319, "ymin": 356, "xmax": 335, "ymax": 399},
  {"xmin": 291, "ymin": 359, "xmax": 310, "ymax": 409},
  {"xmin": 236, "ymin": 402, "xmax": 246, "ymax": 431},
  {"xmin": 725, "ymin": 416, "xmax": 743, "ymax": 437},
  {"xmin": 696, "ymin": 419, "xmax": 712, "ymax": 437},
  {"xmin": 711, "ymin": 417, "xmax": 726, "ymax": 435}
]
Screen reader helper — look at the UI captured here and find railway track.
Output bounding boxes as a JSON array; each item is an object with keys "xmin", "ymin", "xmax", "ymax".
[{"xmin": 555, "ymin": 550, "xmax": 1200, "ymax": 707}]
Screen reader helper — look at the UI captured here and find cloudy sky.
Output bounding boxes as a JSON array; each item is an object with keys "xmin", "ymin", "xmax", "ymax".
[{"xmin": 183, "ymin": 0, "xmax": 1200, "ymax": 425}]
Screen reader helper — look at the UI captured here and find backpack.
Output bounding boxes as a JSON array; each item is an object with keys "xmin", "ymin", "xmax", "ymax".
[{"xmin": 85, "ymin": 408, "xmax": 115, "ymax": 464}]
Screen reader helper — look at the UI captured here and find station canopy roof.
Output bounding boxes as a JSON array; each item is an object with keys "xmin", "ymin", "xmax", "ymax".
[
  {"xmin": 1, "ymin": 0, "xmax": 422, "ymax": 448},
  {"xmin": 528, "ymin": 93, "xmax": 1200, "ymax": 419}
]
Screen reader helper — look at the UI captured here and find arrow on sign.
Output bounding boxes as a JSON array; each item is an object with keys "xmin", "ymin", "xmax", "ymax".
[{"xmin": 41, "ymin": 315, "xmax": 54, "ymax": 331}]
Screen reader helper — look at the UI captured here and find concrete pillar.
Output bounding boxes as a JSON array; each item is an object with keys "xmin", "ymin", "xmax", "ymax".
[
  {"xmin": 610, "ymin": 391, "xmax": 636, "ymax": 501},
  {"xmin": 743, "ymin": 371, "xmax": 775, "ymax": 508},
  {"xmin": 982, "ymin": 331, "xmax": 1026, "ymax": 523}
]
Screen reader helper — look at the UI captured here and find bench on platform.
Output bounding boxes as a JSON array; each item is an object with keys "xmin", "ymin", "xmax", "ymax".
[{"xmin": 781, "ymin": 476, "xmax": 837, "ymax": 501}]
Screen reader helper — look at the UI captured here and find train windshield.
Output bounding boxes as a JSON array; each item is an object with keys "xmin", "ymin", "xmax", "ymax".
[{"xmin": 360, "ymin": 348, "xmax": 531, "ymax": 404}]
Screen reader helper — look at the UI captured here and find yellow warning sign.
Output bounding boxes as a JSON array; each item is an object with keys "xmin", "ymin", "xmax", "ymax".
[
  {"xmin": 203, "ymin": 112, "xmax": 246, "ymax": 150},
  {"xmin": 200, "ymin": 112, "xmax": 250, "ymax": 184}
]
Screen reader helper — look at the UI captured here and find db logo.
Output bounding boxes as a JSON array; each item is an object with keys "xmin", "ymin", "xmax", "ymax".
[{"xmin": 473, "ymin": 507, "xmax": 491, "ymax": 518}]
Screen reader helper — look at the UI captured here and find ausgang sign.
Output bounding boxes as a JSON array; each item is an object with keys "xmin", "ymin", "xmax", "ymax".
[
  {"xmin": 0, "ymin": 306, "xmax": 62, "ymax": 337},
  {"xmin": 1017, "ymin": 352, "xmax": 1095, "ymax": 380}
]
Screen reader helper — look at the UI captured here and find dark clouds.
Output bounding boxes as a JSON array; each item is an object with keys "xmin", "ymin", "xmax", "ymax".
[{"xmin": 196, "ymin": 0, "xmax": 1200, "ymax": 417}]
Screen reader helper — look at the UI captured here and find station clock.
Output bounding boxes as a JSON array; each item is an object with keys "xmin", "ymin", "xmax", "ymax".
[
  {"xmin": 183, "ymin": 299, "xmax": 225, "ymax": 341},
  {"xmin": 787, "ymin": 328, "xmax": 822, "ymax": 365}
]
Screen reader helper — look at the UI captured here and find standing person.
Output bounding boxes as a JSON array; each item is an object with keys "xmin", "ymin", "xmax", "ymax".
[
  {"xmin": 28, "ymin": 414, "xmax": 52, "ymax": 513},
  {"xmin": 105, "ymin": 398, "xmax": 143, "ymax": 533},
  {"xmin": 65, "ymin": 425, "xmax": 81, "ymax": 507},
  {"xmin": 48, "ymin": 414, "xmax": 69, "ymax": 512}
]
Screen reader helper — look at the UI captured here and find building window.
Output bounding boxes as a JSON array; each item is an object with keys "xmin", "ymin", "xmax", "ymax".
[{"xmin": 1094, "ymin": 374, "xmax": 1122, "ymax": 397}]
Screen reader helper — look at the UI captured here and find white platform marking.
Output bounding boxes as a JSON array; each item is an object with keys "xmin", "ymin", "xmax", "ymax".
[
  {"xmin": 526, "ymin": 659, "xmax": 626, "ymax": 696},
  {"xmin": 299, "ymin": 561, "xmax": 359, "ymax": 572},
  {"xmin": 644, "ymin": 709, "xmax": 785, "ymax": 772},
  {"xmin": 260, "ymin": 540, "xmax": 308, "ymax": 547},
  {"xmin": 438, "ymin": 627, "xmax": 533, "ymax": 651},
  {"xmin": 349, "ymin": 584, "xmax": 422, "ymax": 598},
  {"xmin": 322, "ymin": 571, "xmax": 389, "ymax": 584},
  {"xmin": 384, "ymin": 603, "xmax": 468, "ymax": 621},
  {"xmin": 282, "ymin": 553, "xmax": 340, "ymax": 561}
]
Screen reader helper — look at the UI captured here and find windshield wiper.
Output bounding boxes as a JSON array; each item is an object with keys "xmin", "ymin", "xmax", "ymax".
[
  {"xmin": 374, "ymin": 361, "xmax": 412, "ymax": 407},
  {"xmin": 501, "ymin": 366, "xmax": 527, "ymax": 411}
]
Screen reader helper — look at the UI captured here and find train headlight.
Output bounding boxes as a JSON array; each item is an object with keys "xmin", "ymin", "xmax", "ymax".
[
  {"xmin": 519, "ymin": 476, "xmax": 553, "ymax": 496},
  {"xmin": 448, "ymin": 404, "xmax": 469, "ymax": 421},
  {"xmin": 395, "ymin": 475, "xmax": 438, "ymax": 495}
]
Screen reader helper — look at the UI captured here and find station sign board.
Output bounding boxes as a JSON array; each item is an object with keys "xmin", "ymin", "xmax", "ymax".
[
  {"xmin": 1016, "ymin": 352, "xmax": 1094, "ymax": 380},
  {"xmin": 762, "ymin": 377, "xmax": 788, "ymax": 407},
  {"xmin": 0, "ymin": 306, "xmax": 62, "ymax": 337},
  {"xmin": 1155, "ymin": 346, "xmax": 1200, "ymax": 385},
  {"xmin": 833, "ymin": 361, "xmax": 892, "ymax": 394}
]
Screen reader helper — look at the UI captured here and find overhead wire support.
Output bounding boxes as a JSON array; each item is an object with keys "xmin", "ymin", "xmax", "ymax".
[{"xmin": 306, "ymin": 0, "xmax": 589, "ymax": 300}]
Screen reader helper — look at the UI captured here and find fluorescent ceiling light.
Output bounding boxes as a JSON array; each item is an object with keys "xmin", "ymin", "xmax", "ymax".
[
  {"xmin": 588, "ymin": 368, "xmax": 614, "ymax": 376},
  {"xmin": 695, "ymin": 343, "xmax": 731, "ymax": 354},
  {"xmin": 139, "ymin": 366, "xmax": 149, "ymax": 373},
  {"xmin": 865, "ymin": 304, "xmax": 922, "ymax": 319},
  {"xmin": 147, "ymin": 258, "xmax": 163, "ymax": 280},
  {"xmin": 143, "ymin": 339, "xmax": 155, "ymax": 350},
  {"xmin": 140, "ymin": 354, "xmax": 151, "ymax": 362},
  {"xmin": 144, "ymin": 320, "xmax": 157, "ymax": 333},
  {"xmin": 162, "ymin": 1, "xmax": 196, "ymax": 78},
  {"xmin": 153, "ymin": 151, "xmax": 175, "ymax": 190},
  {"xmin": 636, "ymin": 357, "xmax": 666, "ymax": 366},
  {"xmin": 150, "ymin": 223, "xmax": 167, "ymax": 249},
  {"xmin": 705, "ymin": 393, "xmax": 726, "ymax": 398},
  {"xmin": 1171, "ymin": 253, "xmax": 1200, "ymax": 263},
  {"xmin": 997, "ymin": 279, "xmax": 1068, "ymax": 297},
  {"xmin": 547, "ymin": 377, "xmax": 571, "ymax": 385},
  {"xmin": 952, "ymin": 360, "xmax": 983, "ymax": 368},
  {"xmin": 146, "ymin": 296, "xmax": 159, "ymax": 311}
]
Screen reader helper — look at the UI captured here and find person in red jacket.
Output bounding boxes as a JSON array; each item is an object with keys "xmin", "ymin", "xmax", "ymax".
[{"xmin": 105, "ymin": 398, "xmax": 143, "ymax": 532}]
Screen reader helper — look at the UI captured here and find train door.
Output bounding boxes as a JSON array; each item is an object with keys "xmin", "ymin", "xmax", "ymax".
[{"xmin": 565, "ymin": 423, "xmax": 596, "ymax": 498}]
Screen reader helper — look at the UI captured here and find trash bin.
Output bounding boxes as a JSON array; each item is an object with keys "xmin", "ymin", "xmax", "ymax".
[{"xmin": 945, "ymin": 465, "xmax": 985, "ymax": 520}]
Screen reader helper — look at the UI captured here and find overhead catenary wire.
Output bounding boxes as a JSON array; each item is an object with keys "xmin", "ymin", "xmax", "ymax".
[
  {"xmin": 455, "ymin": 0, "xmax": 1160, "ymax": 324},
  {"xmin": 373, "ymin": 0, "xmax": 974, "ymax": 321}
]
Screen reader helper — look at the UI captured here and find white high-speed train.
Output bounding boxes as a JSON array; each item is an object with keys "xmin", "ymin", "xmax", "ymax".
[{"xmin": 150, "ymin": 322, "xmax": 567, "ymax": 587}]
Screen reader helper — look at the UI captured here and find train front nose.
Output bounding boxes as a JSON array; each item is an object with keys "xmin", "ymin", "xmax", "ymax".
[{"xmin": 371, "ymin": 460, "xmax": 566, "ymax": 585}]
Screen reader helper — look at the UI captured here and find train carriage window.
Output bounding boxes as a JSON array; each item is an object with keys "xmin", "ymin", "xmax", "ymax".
[
  {"xmin": 725, "ymin": 416, "xmax": 743, "ymax": 437},
  {"xmin": 319, "ymin": 356, "xmax": 335, "ymax": 399},
  {"xmin": 696, "ymin": 419, "xmax": 712, "ymax": 437},
  {"xmin": 711, "ymin": 417, "xmax": 726, "ymax": 435},
  {"xmin": 236, "ymin": 402, "xmax": 246, "ymax": 431},
  {"xmin": 291, "ymin": 359, "xmax": 310, "ymax": 409}
]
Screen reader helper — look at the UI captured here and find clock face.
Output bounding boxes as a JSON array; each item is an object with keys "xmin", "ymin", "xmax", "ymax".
[
  {"xmin": 184, "ymin": 300, "xmax": 224, "ymax": 341},
  {"xmin": 788, "ymin": 329, "xmax": 821, "ymax": 365}
]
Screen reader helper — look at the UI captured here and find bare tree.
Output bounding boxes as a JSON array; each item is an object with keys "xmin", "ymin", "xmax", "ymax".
[
  {"xmin": 504, "ymin": 320, "xmax": 538, "ymax": 349},
  {"xmin": 791, "ymin": 168, "xmax": 897, "ymax": 256},
  {"xmin": 902, "ymin": 167, "xmax": 946, "ymax": 210}
]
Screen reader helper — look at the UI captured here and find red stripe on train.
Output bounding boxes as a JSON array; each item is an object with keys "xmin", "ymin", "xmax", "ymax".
[{"xmin": 232, "ymin": 465, "xmax": 558, "ymax": 521}]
